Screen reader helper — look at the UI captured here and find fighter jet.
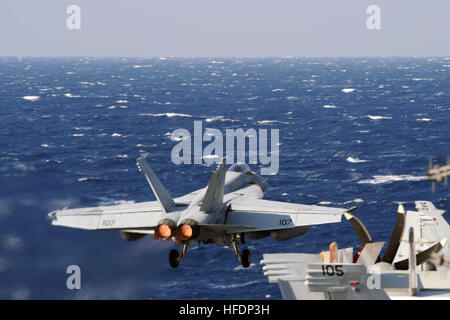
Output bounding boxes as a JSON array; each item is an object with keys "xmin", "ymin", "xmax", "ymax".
[{"xmin": 48, "ymin": 154, "xmax": 349, "ymax": 268}]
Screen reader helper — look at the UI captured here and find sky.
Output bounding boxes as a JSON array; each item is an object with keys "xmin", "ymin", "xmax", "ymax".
[{"xmin": 0, "ymin": 0, "xmax": 449, "ymax": 57}]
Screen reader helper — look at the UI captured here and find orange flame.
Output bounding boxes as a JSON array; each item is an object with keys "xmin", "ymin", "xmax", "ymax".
[
  {"xmin": 179, "ymin": 224, "xmax": 193, "ymax": 240},
  {"xmin": 156, "ymin": 224, "xmax": 172, "ymax": 239}
]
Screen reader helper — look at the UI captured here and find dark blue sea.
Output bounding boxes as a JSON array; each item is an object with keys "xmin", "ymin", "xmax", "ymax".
[{"xmin": 0, "ymin": 57, "xmax": 449, "ymax": 299}]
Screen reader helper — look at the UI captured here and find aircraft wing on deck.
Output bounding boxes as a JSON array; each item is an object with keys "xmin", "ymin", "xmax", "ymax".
[
  {"xmin": 393, "ymin": 201, "xmax": 450, "ymax": 265},
  {"xmin": 48, "ymin": 200, "xmax": 183, "ymax": 231},
  {"xmin": 225, "ymin": 198, "xmax": 346, "ymax": 233}
]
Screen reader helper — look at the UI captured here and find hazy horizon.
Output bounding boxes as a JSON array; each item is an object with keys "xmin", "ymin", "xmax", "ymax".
[
  {"xmin": 2, "ymin": 56, "xmax": 450, "ymax": 59},
  {"xmin": 1, "ymin": 0, "xmax": 449, "ymax": 57}
]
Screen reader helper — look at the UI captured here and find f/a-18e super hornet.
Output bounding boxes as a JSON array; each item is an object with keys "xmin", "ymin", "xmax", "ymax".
[{"xmin": 49, "ymin": 154, "xmax": 351, "ymax": 268}]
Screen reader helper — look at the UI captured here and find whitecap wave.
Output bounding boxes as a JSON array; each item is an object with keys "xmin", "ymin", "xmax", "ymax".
[
  {"xmin": 323, "ymin": 105, "xmax": 336, "ymax": 109},
  {"xmin": 205, "ymin": 116, "xmax": 236, "ymax": 123},
  {"xmin": 358, "ymin": 175, "xmax": 427, "ymax": 184},
  {"xmin": 139, "ymin": 113, "xmax": 192, "ymax": 118},
  {"xmin": 417, "ymin": 118, "xmax": 432, "ymax": 122},
  {"xmin": 14, "ymin": 163, "xmax": 35, "ymax": 171},
  {"xmin": 346, "ymin": 157, "xmax": 369, "ymax": 163},
  {"xmin": 341, "ymin": 88, "xmax": 355, "ymax": 93},
  {"xmin": 64, "ymin": 93, "xmax": 81, "ymax": 98},
  {"xmin": 257, "ymin": 120, "xmax": 289, "ymax": 125},
  {"xmin": 367, "ymin": 115, "xmax": 392, "ymax": 120},
  {"xmin": 165, "ymin": 132, "xmax": 189, "ymax": 141},
  {"xmin": 22, "ymin": 96, "xmax": 40, "ymax": 101},
  {"xmin": 344, "ymin": 198, "xmax": 364, "ymax": 204}
]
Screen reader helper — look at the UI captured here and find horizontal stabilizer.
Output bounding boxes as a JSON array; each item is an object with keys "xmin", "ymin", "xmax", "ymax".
[{"xmin": 137, "ymin": 154, "xmax": 175, "ymax": 213}]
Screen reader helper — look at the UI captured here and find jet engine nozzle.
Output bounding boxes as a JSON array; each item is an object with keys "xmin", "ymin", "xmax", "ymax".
[
  {"xmin": 156, "ymin": 224, "xmax": 172, "ymax": 239},
  {"xmin": 177, "ymin": 224, "xmax": 193, "ymax": 240},
  {"xmin": 154, "ymin": 219, "xmax": 177, "ymax": 240}
]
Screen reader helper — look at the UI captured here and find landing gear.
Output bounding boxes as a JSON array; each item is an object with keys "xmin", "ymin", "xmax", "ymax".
[
  {"xmin": 241, "ymin": 249, "xmax": 251, "ymax": 268},
  {"xmin": 230, "ymin": 234, "xmax": 251, "ymax": 268},
  {"xmin": 168, "ymin": 241, "xmax": 191, "ymax": 268},
  {"xmin": 169, "ymin": 249, "xmax": 179, "ymax": 268}
]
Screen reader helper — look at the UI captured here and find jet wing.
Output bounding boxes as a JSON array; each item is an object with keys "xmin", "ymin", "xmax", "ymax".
[
  {"xmin": 225, "ymin": 198, "xmax": 346, "ymax": 233},
  {"xmin": 49, "ymin": 201, "xmax": 173, "ymax": 231}
]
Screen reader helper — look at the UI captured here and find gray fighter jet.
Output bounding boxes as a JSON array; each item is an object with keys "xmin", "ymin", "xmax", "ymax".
[{"xmin": 48, "ymin": 154, "xmax": 349, "ymax": 268}]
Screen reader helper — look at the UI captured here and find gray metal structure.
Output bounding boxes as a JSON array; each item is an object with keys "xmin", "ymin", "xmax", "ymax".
[
  {"xmin": 49, "ymin": 154, "xmax": 349, "ymax": 268},
  {"xmin": 427, "ymin": 157, "xmax": 450, "ymax": 192},
  {"xmin": 261, "ymin": 201, "xmax": 450, "ymax": 299}
]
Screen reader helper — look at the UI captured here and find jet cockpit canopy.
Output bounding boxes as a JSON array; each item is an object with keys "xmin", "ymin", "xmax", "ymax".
[{"xmin": 228, "ymin": 163, "xmax": 251, "ymax": 174}]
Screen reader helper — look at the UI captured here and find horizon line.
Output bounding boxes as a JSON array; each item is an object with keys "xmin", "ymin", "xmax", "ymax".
[{"xmin": 1, "ymin": 55, "xmax": 450, "ymax": 59}]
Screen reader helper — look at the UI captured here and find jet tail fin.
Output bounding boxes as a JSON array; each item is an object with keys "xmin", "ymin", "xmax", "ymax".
[
  {"xmin": 136, "ymin": 154, "xmax": 175, "ymax": 213},
  {"xmin": 200, "ymin": 159, "xmax": 226, "ymax": 212}
]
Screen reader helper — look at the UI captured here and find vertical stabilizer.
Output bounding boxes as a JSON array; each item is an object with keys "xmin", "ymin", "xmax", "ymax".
[
  {"xmin": 136, "ymin": 154, "xmax": 175, "ymax": 213},
  {"xmin": 200, "ymin": 159, "xmax": 226, "ymax": 212}
]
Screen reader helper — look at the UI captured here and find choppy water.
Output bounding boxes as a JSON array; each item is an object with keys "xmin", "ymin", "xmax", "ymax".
[{"xmin": 0, "ymin": 57, "xmax": 449, "ymax": 299}]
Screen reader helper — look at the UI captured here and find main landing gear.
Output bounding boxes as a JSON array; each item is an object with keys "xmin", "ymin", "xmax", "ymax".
[
  {"xmin": 231, "ymin": 234, "xmax": 251, "ymax": 268},
  {"xmin": 169, "ymin": 240, "xmax": 191, "ymax": 268},
  {"xmin": 168, "ymin": 234, "xmax": 251, "ymax": 268}
]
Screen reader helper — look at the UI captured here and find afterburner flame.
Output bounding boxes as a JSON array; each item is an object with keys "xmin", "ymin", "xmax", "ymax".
[
  {"xmin": 156, "ymin": 224, "xmax": 172, "ymax": 239},
  {"xmin": 179, "ymin": 224, "xmax": 193, "ymax": 240}
]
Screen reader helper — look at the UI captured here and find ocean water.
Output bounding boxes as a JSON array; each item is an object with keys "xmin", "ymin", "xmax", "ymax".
[{"xmin": 0, "ymin": 57, "xmax": 449, "ymax": 299}]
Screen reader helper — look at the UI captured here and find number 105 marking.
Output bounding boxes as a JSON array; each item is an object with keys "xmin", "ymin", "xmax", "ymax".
[{"xmin": 321, "ymin": 264, "xmax": 344, "ymax": 276}]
